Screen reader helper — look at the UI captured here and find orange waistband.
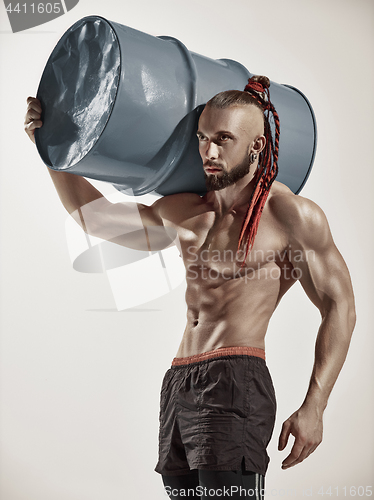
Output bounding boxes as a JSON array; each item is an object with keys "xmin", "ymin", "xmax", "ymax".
[{"xmin": 171, "ymin": 346, "xmax": 265, "ymax": 366}]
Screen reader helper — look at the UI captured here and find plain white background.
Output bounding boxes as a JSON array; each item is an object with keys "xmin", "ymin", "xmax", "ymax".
[{"xmin": 0, "ymin": 0, "xmax": 373, "ymax": 498}]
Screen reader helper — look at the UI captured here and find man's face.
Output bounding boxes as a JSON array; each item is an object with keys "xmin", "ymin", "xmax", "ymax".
[{"xmin": 197, "ymin": 105, "xmax": 264, "ymax": 191}]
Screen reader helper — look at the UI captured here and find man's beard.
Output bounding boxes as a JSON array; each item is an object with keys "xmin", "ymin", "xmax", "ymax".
[{"xmin": 204, "ymin": 154, "xmax": 253, "ymax": 191}]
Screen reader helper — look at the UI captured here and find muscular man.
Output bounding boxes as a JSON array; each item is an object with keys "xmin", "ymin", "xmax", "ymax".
[{"xmin": 25, "ymin": 76, "xmax": 355, "ymax": 499}]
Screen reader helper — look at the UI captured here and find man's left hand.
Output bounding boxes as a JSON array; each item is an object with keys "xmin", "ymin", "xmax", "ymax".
[{"xmin": 278, "ymin": 403, "xmax": 323, "ymax": 469}]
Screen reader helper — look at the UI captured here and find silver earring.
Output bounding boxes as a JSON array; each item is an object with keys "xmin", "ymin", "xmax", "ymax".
[{"xmin": 250, "ymin": 153, "xmax": 257, "ymax": 164}]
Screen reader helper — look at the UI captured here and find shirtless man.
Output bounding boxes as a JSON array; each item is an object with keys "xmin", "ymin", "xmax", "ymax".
[{"xmin": 25, "ymin": 77, "xmax": 356, "ymax": 499}]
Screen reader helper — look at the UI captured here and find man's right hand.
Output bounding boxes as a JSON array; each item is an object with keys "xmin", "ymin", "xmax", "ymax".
[{"xmin": 24, "ymin": 97, "xmax": 42, "ymax": 144}]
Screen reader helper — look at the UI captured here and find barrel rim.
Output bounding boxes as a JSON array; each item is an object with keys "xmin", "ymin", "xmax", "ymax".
[
  {"xmin": 35, "ymin": 15, "xmax": 121, "ymax": 171},
  {"xmin": 283, "ymin": 84, "xmax": 318, "ymax": 194}
]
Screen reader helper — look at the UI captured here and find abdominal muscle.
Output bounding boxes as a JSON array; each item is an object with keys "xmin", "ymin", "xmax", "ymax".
[{"xmin": 175, "ymin": 260, "xmax": 282, "ymax": 358}]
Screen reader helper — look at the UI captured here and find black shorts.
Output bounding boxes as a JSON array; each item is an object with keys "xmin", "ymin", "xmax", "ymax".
[{"xmin": 155, "ymin": 346, "xmax": 276, "ymax": 477}]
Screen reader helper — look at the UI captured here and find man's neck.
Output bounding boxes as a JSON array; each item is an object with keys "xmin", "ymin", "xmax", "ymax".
[{"xmin": 205, "ymin": 171, "xmax": 257, "ymax": 215}]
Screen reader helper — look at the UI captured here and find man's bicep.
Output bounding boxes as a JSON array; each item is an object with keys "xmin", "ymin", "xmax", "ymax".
[{"xmin": 287, "ymin": 202, "xmax": 354, "ymax": 313}]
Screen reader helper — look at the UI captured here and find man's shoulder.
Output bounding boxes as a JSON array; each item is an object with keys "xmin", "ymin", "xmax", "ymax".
[{"xmin": 268, "ymin": 181, "xmax": 328, "ymax": 236}]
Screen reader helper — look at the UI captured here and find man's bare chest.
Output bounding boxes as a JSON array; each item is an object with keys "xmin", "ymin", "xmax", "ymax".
[{"xmin": 172, "ymin": 209, "xmax": 288, "ymax": 275}]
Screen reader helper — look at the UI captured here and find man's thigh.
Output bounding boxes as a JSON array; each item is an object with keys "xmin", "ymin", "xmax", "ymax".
[
  {"xmin": 199, "ymin": 468, "xmax": 264, "ymax": 499},
  {"xmin": 162, "ymin": 465, "xmax": 264, "ymax": 500}
]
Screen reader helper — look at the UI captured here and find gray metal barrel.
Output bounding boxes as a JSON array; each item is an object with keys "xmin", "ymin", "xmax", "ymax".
[{"xmin": 35, "ymin": 15, "xmax": 317, "ymax": 196}]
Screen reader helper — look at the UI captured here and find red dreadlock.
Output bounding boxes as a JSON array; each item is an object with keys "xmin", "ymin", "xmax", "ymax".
[{"xmin": 237, "ymin": 76, "xmax": 280, "ymax": 263}]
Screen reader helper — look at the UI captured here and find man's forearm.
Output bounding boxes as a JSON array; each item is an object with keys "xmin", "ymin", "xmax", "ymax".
[
  {"xmin": 278, "ymin": 300, "xmax": 355, "ymax": 470},
  {"xmin": 47, "ymin": 168, "xmax": 104, "ymax": 215},
  {"xmin": 303, "ymin": 301, "xmax": 356, "ymax": 412}
]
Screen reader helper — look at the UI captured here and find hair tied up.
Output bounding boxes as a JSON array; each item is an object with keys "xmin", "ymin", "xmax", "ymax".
[{"xmin": 244, "ymin": 75, "xmax": 270, "ymax": 106}]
